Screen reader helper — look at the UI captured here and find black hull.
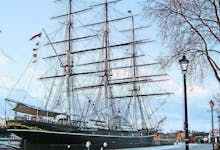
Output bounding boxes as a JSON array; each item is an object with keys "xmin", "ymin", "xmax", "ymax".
[{"xmin": 8, "ymin": 129, "xmax": 154, "ymax": 150}]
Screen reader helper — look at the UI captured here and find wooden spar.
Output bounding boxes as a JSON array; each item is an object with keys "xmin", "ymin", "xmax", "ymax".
[
  {"xmin": 120, "ymin": 25, "xmax": 150, "ymax": 32},
  {"xmin": 110, "ymin": 62, "xmax": 161, "ymax": 69},
  {"xmin": 111, "ymin": 74, "xmax": 168, "ymax": 81},
  {"xmin": 39, "ymin": 74, "xmax": 65, "ymax": 80},
  {"xmin": 89, "ymin": 0, "xmax": 122, "ymax": 7},
  {"xmin": 82, "ymin": 16, "xmax": 134, "ymax": 27},
  {"xmin": 51, "ymin": 8, "xmax": 92, "ymax": 19},
  {"xmin": 43, "ymin": 39, "xmax": 151, "ymax": 60},
  {"xmin": 39, "ymin": 64, "xmax": 165, "ymax": 80},
  {"xmin": 45, "ymin": 35, "xmax": 97, "ymax": 46},
  {"xmin": 77, "ymin": 54, "xmax": 144, "ymax": 66},
  {"xmin": 39, "ymin": 70, "xmax": 104, "ymax": 80},
  {"xmin": 72, "ymin": 79, "xmax": 169, "ymax": 91},
  {"xmin": 110, "ymin": 92, "xmax": 172, "ymax": 99}
]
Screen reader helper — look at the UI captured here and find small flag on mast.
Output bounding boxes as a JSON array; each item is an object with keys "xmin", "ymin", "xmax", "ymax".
[
  {"xmin": 35, "ymin": 42, "xmax": 40, "ymax": 46},
  {"xmin": 30, "ymin": 32, "xmax": 41, "ymax": 63},
  {"xmin": 33, "ymin": 53, "xmax": 37, "ymax": 58},
  {"xmin": 29, "ymin": 33, "xmax": 42, "ymax": 40}
]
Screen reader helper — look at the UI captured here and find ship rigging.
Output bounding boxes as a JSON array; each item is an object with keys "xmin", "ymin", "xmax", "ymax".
[{"xmin": 6, "ymin": 0, "xmax": 171, "ymax": 149}]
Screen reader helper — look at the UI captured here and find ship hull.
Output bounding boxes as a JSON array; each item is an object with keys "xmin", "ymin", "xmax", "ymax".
[{"xmin": 8, "ymin": 129, "xmax": 154, "ymax": 150}]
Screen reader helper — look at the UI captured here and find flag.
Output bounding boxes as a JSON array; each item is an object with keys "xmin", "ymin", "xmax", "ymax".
[
  {"xmin": 29, "ymin": 33, "xmax": 41, "ymax": 40},
  {"xmin": 35, "ymin": 42, "xmax": 39, "ymax": 46},
  {"xmin": 33, "ymin": 53, "xmax": 37, "ymax": 58},
  {"xmin": 33, "ymin": 48, "xmax": 38, "ymax": 51}
]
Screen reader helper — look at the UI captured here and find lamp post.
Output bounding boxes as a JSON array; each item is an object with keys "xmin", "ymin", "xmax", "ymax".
[
  {"xmin": 179, "ymin": 55, "xmax": 189, "ymax": 150},
  {"xmin": 218, "ymin": 115, "xmax": 220, "ymax": 138},
  {"xmin": 209, "ymin": 100, "xmax": 214, "ymax": 150}
]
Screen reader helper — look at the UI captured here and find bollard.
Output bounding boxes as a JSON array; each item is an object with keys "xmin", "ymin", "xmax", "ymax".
[
  {"xmin": 67, "ymin": 145, "xmax": 70, "ymax": 149},
  {"xmin": 101, "ymin": 142, "xmax": 107, "ymax": 150},
  {"xmin": 86, "ymin": 141, "xmax": 91, "ymax": 150}
]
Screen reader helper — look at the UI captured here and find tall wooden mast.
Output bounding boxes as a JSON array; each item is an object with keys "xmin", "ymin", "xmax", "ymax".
[
  {"xmin": 130, "ymin": 14, "xmax": 138, "ymax": 130},
  {"xmin": 129, "ymin": 12, "xmax": 146, "ymax": 130},
  {"xmin": 104, "ymin": 0, "xmax": 110, "ymax": 129},
  {"xmin": 66, "ymin": 0, "xmax": 72, "ymax": 122}
]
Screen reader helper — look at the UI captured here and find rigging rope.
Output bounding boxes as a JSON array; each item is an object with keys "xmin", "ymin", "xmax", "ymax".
[{"xmin": 5, "ymin": 58, "xmax": 33, "ymax": 100}]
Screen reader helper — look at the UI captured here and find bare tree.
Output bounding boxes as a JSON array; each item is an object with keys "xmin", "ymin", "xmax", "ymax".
[{"xmin": 144, "ymin": 0, "xmax": 220, "ymax": 83}]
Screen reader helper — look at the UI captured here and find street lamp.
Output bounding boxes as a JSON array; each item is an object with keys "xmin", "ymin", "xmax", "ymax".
[
  {"xmin": 209, "ymin": 100, "xmax": 214, "ymax": 150},
  {"xmin": 179, "ymin": 55, "xmax": 189, "ymax": 150},
  {"xmin": 218, "ymin": 115, "xmax": 220, "ymax": 138}
]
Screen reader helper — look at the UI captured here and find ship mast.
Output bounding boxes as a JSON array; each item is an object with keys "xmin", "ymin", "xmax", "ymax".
[
  {"xmin": 130, "ymin": 12, "xmax": 146, "ymax": 130},
  {"xmin": 130, "ymin": 13, "xmax": 138, "ymax": 130},
  {"xmin": 104, "ymin": 0, "xmax": 110, "ymax": 129},
  {"xmin": 66, "ymin": 0, "xmax": 72, "ymax": 122}
]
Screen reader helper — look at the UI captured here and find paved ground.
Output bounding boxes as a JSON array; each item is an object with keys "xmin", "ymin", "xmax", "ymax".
[{"xmin": 121, "ymin": 143, "xmax": 212, "ymax": 150}]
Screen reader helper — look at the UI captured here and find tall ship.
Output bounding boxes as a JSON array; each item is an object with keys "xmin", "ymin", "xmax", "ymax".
[{"xmin": 6, "ymin": 0, "xmax": 171, "ymax": 149}]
